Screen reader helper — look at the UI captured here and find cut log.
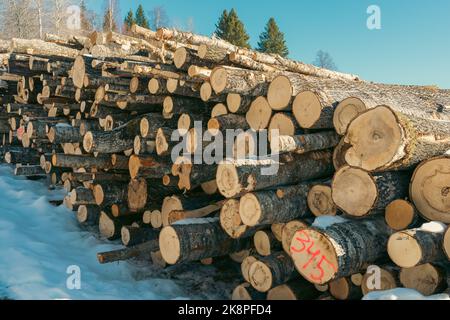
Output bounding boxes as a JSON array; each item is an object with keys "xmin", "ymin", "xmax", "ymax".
[
  {"xmin": 329, "ymin": 277, "xmax": 363, "ymax": 300},
  {"xmin": 165, "ymin": 203, "xmax": 224, "ymax": 226},
  {"xmin": 271, "ymin": 131, "xmax": 340, "ymax": 155},
  {"xmin": 172, "ymin": 157, "xmax": 218, "ymax": 191},
  {"xmin": 70, "ymin": 187, "xmax": 96, "ymax": 206},
  {"xmin": 121, "ymin": 225, "xmax": 159, "ymax": 247},
  {"xmin": 93, "ymin": 182, "xmax": 128, "ymax": 207},
  {"xmin": 248, "ymin": 252, "xmax": 296, "ymax": 293},
  {"xmin": 333, "ymin": 138, "xmax": 351, "ymax": 170},
  {"xmin": 290, "ymin": 217, "xmax": 393, "ymax": 284},
  {"xmin": 227, "ymin": 93, "xmax": 253, "ymax": 115},
  {"xmin": 140, "ymin": 113, "xmax": 178, "ymax": 139},
  {"xmin": 241, "ymin": 256, "xmax": 258, "ymax": 283},
  {"xmin": 281, "ymin": 220, "xmax": 309, "ymax": 256},
  {"xmin": 210, "ymin": 66, "xmax": 270, "ymax": 95},
  {"xmin": 216, "ymin": 151, "xmax": 334, "ymax": 198},
  {"xmin": 385, "ymin": 199, "xmax": 421, "ymax": 231},
  {"xmin": 267, "ymin": 279, "xmax": 320, "ymax": 300},
  {"xmin": 444, "ymin": 227, "xmax": 450, "ymax": 261},
  {"xmin": 344, "ymin": 106, "xmax": 450, "ymax": 172},
  {"xmin": 99, "ymin": 211, "xmax": 144, "ymax": 240},
  {"xmin": 210, "ymin": 103, "xmax": 228, "ymax": 118},
  {"xmin": 97, "ymin": 240, "xmax": 159, "ymax": 264},
  {"xmin": 267, "ymin": 113, "xmax": 300, "ymax": 142},
  {"xmin": 399, "ymin": 263, "xmax": 448, "ymax": 296},
  {"xmin": 47, "ymin": 124, "xmax": 81, "ymax": 144},
  {"xmin": 134, "ymin": 136, "xmax": 155, "ymax": 155},
  {"xmin": 127, "ymin": 178, "xmax": 179, "ymax": 212},
  {"xmin": 77, "ymin": 205, "xmax": 101, "ymax": 226},
  {"xmin": 220, "ymin": 199, "xmax": 256, "ymax": 239},
  {"xmin": 10, "ymin": 38, "xmax": 80, "ymax": 59},
  {"xmin": 159, "ymin": 218, "xmax": 251, "ymax": 264},
  {"xmin": 307, "ymin": 183, "xmax": 337, "ymax": 217},
  {"xmin": 410, "ymin": 156, "xmax": 450, "ymax": 223},
  {"xmin": 245, "ymin": 97, "xmax": 272, "ymax": 131},
  {"xmin": 387, "ymin": 225, "xmax": 446, "ymax": 268},
  {"xmin": 254, "ymin": 231, "xmax": 281, "ymax": 257},
  {"xmin": 232, "ymin": 283, "xmax": 266, "ymax": 300},
  {"xmin": 361, "ymin": 265, "xmax": 400, "ymax": 296},
  {"xmin": 239, "ymin": 182, "xmax": 315, "ymax": 227},
  {"xmin": 271, "ymin": 223, "xmax": 285, "ymax": 242},
  {"xmin": 52, "ymin": 154, "xmax": 126, "ymax": 171},
  {"xmin": 128, "ymin": 154, "xmax": 172, "ymax": 179},
  {"xmin": 208, "ymin": 114, "xmax": 249, "ymax": 135},
  {"xmin": 332, "ymin": 166, "xmax": 410, "ymax": 217},
  {"xmin": 14, "ymin": 165, "xmax": 46, "ymax": 178},
  {"xmin": 163, "ymin": 96, "xmax": 207, "ymax": 118}
]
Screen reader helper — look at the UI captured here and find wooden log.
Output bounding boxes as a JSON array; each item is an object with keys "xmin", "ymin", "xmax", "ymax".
[
  {"xmin": 127, "ymin": 178, "xmax": 179, "ymax": 212},
  {"xmin": 177, "ymin": 113, "xmax": 205, "ymax": 133},
  {"xmin": 121, "ymin": 225, "xmax": 159, "ymax": 247},
  {"xmin": 52, "ymin": 154, "xmax": 127, "ymax": 171},
  {"xmin": 281, "ymin": 220, "xmax": 310, "ymax": 256},
  {"xmin": 385, "ymin": 199, "xmax": 421, "ymax": 231},
  {"xmin": 333, "ymin": 138, "xmax": 351, "ymax": 171},
  {"xmin": 248, "ymin": 252, "xmax": 296, "ymax": 293},
  {"xmin": 220, "ymin": 199, "xmax": 258, "ymax": 239},
  {"xmin": 207, "ymin": 114, "xmax": 249, "ymax": 135},
  {"xmin": 399, "ymin": 263, "xmax": 448, "ymax": 296},
  {"xmin": 159, "ymin": 218, "xmax": 251, "ymax": 265},
  {"xmin": 14, "ymin": 165, "xmax": 46, "ymax": 178},
  {"xmin": 361, "ymin": 265, "xmax": 400, "ymax": 296},
  {"xmin": 227, "ymin": 93, "xmax": 254, "ymax": 115},
  {"xmin": 329, "ymin": 277, "xmax": 363, "ymax": 300},
  {"xmin": 210, "ymin": 103, "xmax": 228, "ymax": 118},
  {"xmin": 174, "ymin": 47, "xmax": 214, "ymax": 70},
  {"xmin": 410, "ymin": 156, "xmax": 450, "ymax": 223},
  {"xmin": 163, "ymin": 96, "xmax": 208, "ymax": 118},
  {"xmin": 344, "ymin": 106, "xmax": 450, "ymax": 172},
  {"xmin": 253, "ymin": 230, "xmax": 281, "ymax": 257},
  {"xmin": 245, "ymin": 97, "xmax": 273, "ymax": 131},
  {"xmin": 10, "ymin": 38, "xmax": 80, "ymax": 59},
  {"xmin": 307, "ymin": 182, "xmax": 337, "ymax": 217},
  {"xmin": 239, "ymin": 182, "xmax": 315, "ymax": 227},
  {"xmin": 172, "ymin": 156, "xmax": 218, "ymax": 191},
  {"xmin": 271, "ymin": 223, "xmax": 285, "ymax": 242},
  {"xmin": 4, "ymin": 148, "xmax": 40, "ymax": 165},
  {"xmin": 267, "ymin": 279, "xmax": 320, "ymax": 300},
  {"xmin": 210, "ymin": 66, "xmax": 270, "ymax": 96},
  {"xmin": 188, "ymin": 65, "xmax": 212, "ymax": 81},
  {"xmin": 199, "ymin": 82, "xmax": 227, "ymax": 103},
  {"xmin": 134, "ymin": 136, "xmax": 155, "ymax": 155},
  {"xmin": 444, "ymin": 227, "xmax": 450, "ymax": 261},
  {"xmin": 47, "ymin": 124, "xmax": 81, "ymax": 144},
  {"xmin": 387, "ymin": 224, "xmax": 446, "ymax": 268},
  {"xmin": 216, "ymin": 151, "xmax": 334, "ymax": 198},
  {"xmin": 290, "ymin": 217, "xmax": 393, "ymax": 284},
  {"xmin": 155, "ymin": 127, "xmax": 178, "ymax": 156},
  {"xmin": 93, "ymin": 182, "xmax": 128, "ymax": 207},
  {"xmin": 165, "ymin": 202, "xmax": 224, "ymax": 226},
  {"xmin": 271, "ymin": 131, "xmax": 340, "ymax": 155},
  {"xmin": 99, "ymin": 211, "xmax": 143, "ymax": 240},
  {"xmin": 97, "ymin": 240, "xmax": 159, "ymax": 264},
  {"xmin": 139, "ymin": 113, "xmax": 178, "ymax": 139},
  {"xmin": 332, "ymin": 166, "xmax": 410, "ymax": 217},
  {"xmin": 128, "ymin": 154, "xmax": 172, "ymax": 179},
  {"xmin": 70, "ymin": 187, "xmax": 96, "ymax": 206},
  {"xmin": 232, "ymin": 283, "xmax": 266, "ymax": 300},
  {"xmin": 77, "ymin": 205, "xmax": 101, "ymax": 226}
]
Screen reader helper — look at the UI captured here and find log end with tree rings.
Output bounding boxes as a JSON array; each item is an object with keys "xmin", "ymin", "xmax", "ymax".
[
  {"xmin": 399, "ymin": 263, "xmax": 447, "ymax": 296},
  {"xmin": 72, "ymin": 56, "xmax": 85, "ymax": 89},
  {"xmin": 128, "ymin": 155, "xmax": 141, "ymax": 180},
  {"xmin": 211, "ymin": 103, "xmax": 228, "ymax": 118},
  {"xmin": 127, "ymin": 178, "xmax": 148, "ymax": 212},
  {"xmin": 387, "ymin": 231, "xmax": 423, "ymax": 268},
  {"xmin": 307, "ymin": 184, "xmax": 337, "ymax": 217},
  {"xmin": 166, "ymin": 79, "xmax": 178, "ymax": 94},
  {"xmin": 216, "ymin": 161, "xmax": 243, "ymax": 199},
  {"xmin": 121, "ymin": 226, "xmax": 132, "ymax": 247},
  {"xmin": 229, "ymin": 249, "xmax": 251, "ymax": 264},
  {"xmin": 246, "ymin": 96, "xmax": 272, "ymax": 131},
  {"xmin": 361, "ymin": 267, "xmax": 398, "ymax": 295},
  {"xmin": 333, "ymin": 97, "xmax": 367, "ymax": 135},
  {"xmin": 177, "ymin": 113, "xmax": 192, "ymax": 133},
  {"xmin": 129, "ymin": 77, "xmax": 139, "ymax": 94},
  {"xmin": 385, "ymin": 199, "xmax": 417, "ymax": 231},
  {"xmin": 290, "ymin": 228, "xmax": 339, "ymax": 285},
  {"xmin": 233, "ymin": 131, "xmax": 257, "ymax": 160},
  {"xmin": 93, "ymin": 184, "xmax": 104, "ymax": 206},
  {"xmin": 227, "ymin": 93, "xmax": 241, "ymax": 113},
  {"xmin": 161, "ymin": 196, "xmax": 183, "ymax": 227},
  {"xmin": 292, "ymin": 91, "xmax": 323, "ymax": 129},
  {"xmin": 140, "ymin": 117, "xmax": 150, "ymax": 138},
  {"xmin": 159, "ymin": 226, "xmax": 181, "ymax": 265},
  {"xmin": 333, "ymin": 138, "xmax": 351, "ymax": 171},
  {"xmin": 410, "ymin": 156, "xmax": 450, "ymax": 223},
  {"xmin": 329, "ymin": 278, "xmax": 361, "ymax": 300},
  {"xmin": 95, "ymin": 86, "xmax": 105, "ymax": 103},
  {"xmin": 77, "ymin": 205, "xmax": 89, "ymax": 224},
  {"xmin": 220, "ymin": 199, "xmax": 248, "ymax": 239},
  {"xmin": 444, "ymin": 227, "xmax": 450, "ymax": 260},
  {"xmin": 267, "ymin": 113, "xmax": 296, "ymax": 142},
  {"xmin": 99, "ymin": 212, "xmax": 116, "ymax": 239},
  {"xmin": 267, "ymin": 285, "xmax": 297, "ymax": 300},
  {"xmin": 241, "ymin": 256, "xmax": 258, "ymax": 283},
  {"xmin": 174, "ymin": 47, "xmax": 187, "ymax": 69},
  {"xmin": 248, "ymin": 260, "xmax": 274, "ymax": 293},
  {"xmin": 148, "ymin": 78, "xmax": 159, "ymax": 94},
  {"xmin": 163, "ymin": 96, "xmax": 174, "ymax": 115},
  {"xmin": 239, "ymin": 193, "xmax": 262, "ymax": 227},
  {"xmin": 151, "ymin": 210, "xmax": 163, "ymax": 229},
  {"xmin": 281, "ymin": 220, "xmax": 308, "ymax": 255},
  {"xmin": 254, "ymin": 231, "xmax": 274, "ymax": 257},
  {"xmin": 267, "ymin": 75, "xmax": 292, "ymax": 111},
  {"xmin": 210, "ymin": 67, "xmax": 228, "ymax": 94},
  {"xmin": 332, "ymin": 166, "xmax": 377, "ymax": 217},
  {"xmin": 200, "ymin": 82, "xmax": 212, "ymax": 102},
  {"xmin": 83, "ymin": 131, "xmax": 94, "ymax": 153},
  {"xmin": 344, "ymin": 105, "xmax": 403, "ymax": 172},
  {"xmin": 232, "ymin": 283, "xmax": 256, "ymax": 300}
]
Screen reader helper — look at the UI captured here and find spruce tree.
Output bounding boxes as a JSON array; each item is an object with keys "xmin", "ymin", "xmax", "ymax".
[
  {"xmin": 214, "ymin": 8, "xmax": 250, "ymax": 48},
  {"xmin": 135, "ymin": 4, "xmax": 149, "ymax": 29},
  {"xmin": 257, "ymin": 18, "xmax": 289, "ymax": 57},
  {"xmin": 103, "ymin": 8, "xmax": 118, "ymax": 32},
  {"xmin": 124, "ymin": 10, "xmax": 135, "ymax": 33},
  {"xmin": 80, "ymin": 0, "xmax": 93, "ymax": 32}
]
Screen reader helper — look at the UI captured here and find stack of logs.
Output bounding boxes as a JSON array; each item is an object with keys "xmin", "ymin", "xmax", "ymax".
[{"xmin": 1, "ymin": 25, "xmax": 450, "ymax": 300}]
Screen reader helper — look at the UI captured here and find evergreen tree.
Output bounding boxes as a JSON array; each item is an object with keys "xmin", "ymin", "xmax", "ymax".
[
  {"xmin": 124, "ymin": 10, "xmax": 135, "ymax": 33},
  {"xmin": 80, "ymin": 0, "xmax": 93, "ymax": 32},
  {"xmin": 214, "ymin": 8, "xmax": 250, "ymax": 48},
  {"xmin": 257, "ymin": 18, "xmax": 289, "ymax": 57},
  {"xmin": 135, "ymin": 4, "xmax": 149, "ymax": 29}
]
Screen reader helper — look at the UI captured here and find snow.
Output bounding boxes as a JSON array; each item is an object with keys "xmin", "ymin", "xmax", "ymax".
[
  {"xmin": 312, "ymin": 215, "xmax": 348, "ymax": 230},
  {"xmin": 0, "ymin": 165, "xmax": 189, "ymax": 300},
  {"xmin": 363, "ymin": 288, "xmax": 450, "ymax": 300},
  {"xmin": 419, "ymin": 221, "xmax": 447, "ymax": 233}
]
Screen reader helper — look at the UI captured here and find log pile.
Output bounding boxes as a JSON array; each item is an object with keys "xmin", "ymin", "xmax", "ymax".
[{"xmin": 1, "ymin": 26, "xmax": 450, "ymax": 300}]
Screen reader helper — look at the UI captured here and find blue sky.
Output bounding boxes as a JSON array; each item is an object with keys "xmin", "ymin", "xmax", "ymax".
[{"xmin": 87, "ymin": 0, "xmax": 450, "ymax": 88}]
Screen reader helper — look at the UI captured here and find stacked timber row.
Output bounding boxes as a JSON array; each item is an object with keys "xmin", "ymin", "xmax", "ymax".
[{"xmin": 1, "ymin": 24, "xmax": 450, "ymax": 300}]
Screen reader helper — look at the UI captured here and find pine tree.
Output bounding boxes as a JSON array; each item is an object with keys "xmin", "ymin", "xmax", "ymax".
[
  {"xmin": 124, "ymin": 10, "xmax": 135, "ymax": 33},
  {"xmin": 80, "ymin": 0, "xmax": 93, "ymax": 32},
  {"xmin": 257, "ymin": 18, "xmax": 289, "ymax": 57},
  {"xmin": 214, "ymin": 8, "xmax": 250, "ymax": 48},
  {"xmin": 135, "ymin": 4, "xmax": 149, "ymax": 29}
]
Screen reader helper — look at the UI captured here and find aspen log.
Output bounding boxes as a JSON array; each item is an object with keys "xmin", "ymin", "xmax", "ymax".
[
  {"xmin": 77, "ymin": 205, "xmax": 101, "ymax": 226},
  {"xmin": 232, "ymin": 283, "xmax": 266, "ymax": 300},
  {"xmin": 307, "ymin": 182, "xmax": 337, "ymax": 217},
  {"xmin": 361, "ymin": 265, "xmax": 400, "ymax": 296},
  {"xmin": 97, "ymin": 240, "xmax": 159, "ymax": 264},
  {"xmin": 253, "ymin": 230, "xmax": 281, "ymax": 257},
  {"xmin": 271, "ymin": 131, "xmax": 340, "ymax": 155},
  {"xmin": 121, "ymin": 225, "xmax": 159, "ymax": 247},
  {"xmin": 267, "ymin": 279, "xmax": 320, "ymax": 300},
  {"xmin": 399, "ymin": 263, "xmax": 448, "ymax": 296},
  {"xmin": 385, "ymin": 199, "xmax": 421, "ymax": 231},
  {"xmin": 329, "ymin": 277, "xmax": 363, "ymax": 300}
]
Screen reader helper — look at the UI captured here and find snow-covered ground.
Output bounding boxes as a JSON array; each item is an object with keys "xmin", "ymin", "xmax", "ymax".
[{"xmin": 0, "ymin": 164, "xmax": 237, "ymax": 300}]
